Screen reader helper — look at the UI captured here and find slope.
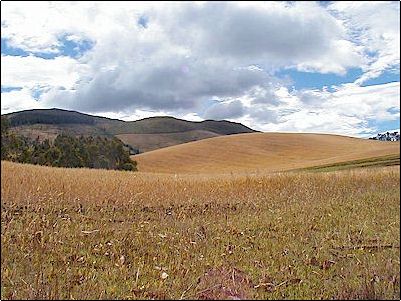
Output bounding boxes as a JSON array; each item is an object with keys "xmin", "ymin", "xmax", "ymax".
[
  {"xmin": 133, "ymin": 132, "xmax": 400, "ymax": 174},
  {"xmin": 116, "ymin": 130, "xmax": 220, "ymax": 153},
  {"xmin": 3, "ymin": 108, "xmax": 256, "ymax": 152}
]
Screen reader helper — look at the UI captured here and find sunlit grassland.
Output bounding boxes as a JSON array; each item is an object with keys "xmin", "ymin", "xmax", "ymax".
[
  {"xmin": 133, "ymin": 133, "xmax": 399, "ymax": 174},
  {"xmin": 292, "ymin": 154, "xmax": 400, "ymax": 173},
  {"xmin": 1, "ymin": 161, "xmax": 400, "ymax": 299}
]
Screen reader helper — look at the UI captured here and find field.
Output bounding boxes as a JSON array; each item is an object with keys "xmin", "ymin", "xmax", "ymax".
[
  {"xmin": 133, "ymin": 133, "xmax": 400, "ymax": 173},
  {"xmin": 1, "ymin": 160, "xmax": 400, "ymax": 300},
  {"xmin": 294, "ymin": 154, "xmax": 400, "ymax": 173}
]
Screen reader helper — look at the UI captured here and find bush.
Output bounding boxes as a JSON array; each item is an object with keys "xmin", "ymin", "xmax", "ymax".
[{"xmin": 119, "ymin": 162, "xmax": 137, "ymax": 171}]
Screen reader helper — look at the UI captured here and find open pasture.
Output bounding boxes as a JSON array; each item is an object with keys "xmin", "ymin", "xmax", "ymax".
[{"xmin": 1, "ymin": 161, "xmax": 400, "ymax": 299}]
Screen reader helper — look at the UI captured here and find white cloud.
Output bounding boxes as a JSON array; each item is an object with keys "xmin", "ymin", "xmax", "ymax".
[
  {"xmin": 1, "ymin": 2, "xmax": 365, "ymax": 112},
  {"xmin": 180, "ymin": 112, "xmax": 203, "ymax": 122},
  {"xmin": 1, "ymin": 55, "xmax": 85, "ymax": 89},
  {"xmin": 1, "ymin": 88, "xmax": 44, "ymax": 114},
  {"xmin": 157, "ymin": 1, "xmax": 364, "ymax": 72},
  {"xmin": 0, "ymin": 1, "xmax": 153, "ymax": 53},
  {"xmin": 329, "ymin": 1, "xmax": 400, "ymax": 84},
  {"xmin": 203, "ymin": 99, "xmax": 245, "ymax": 120},
  {"xmin": 1, "ymin": 1, "xmax": 399, "ymax": 137},
  {"xmin": 295, "ymin": 40, "xmax": 365, "ymax": 75},
  {"xmin": 93, "ymin": 109, "xmax": 170, "ymax": 122},
  {"xmin": 242, "ymin": 82, "xmax": 400, "ymax": 136}
]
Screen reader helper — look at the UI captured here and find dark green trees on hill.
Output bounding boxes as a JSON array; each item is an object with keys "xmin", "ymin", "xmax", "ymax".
[
  {"xmin": 7, "ymin": 109, "xmax": 96, "ymax": 126},
  {"xmin": 1, "ymin": 117, "xmax": 137, "ymax": 171}
]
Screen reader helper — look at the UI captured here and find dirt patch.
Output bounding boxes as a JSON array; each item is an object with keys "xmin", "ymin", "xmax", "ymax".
[{"xmin": 195, "ymin": 266, "xmax": 254, "ymax": 300}]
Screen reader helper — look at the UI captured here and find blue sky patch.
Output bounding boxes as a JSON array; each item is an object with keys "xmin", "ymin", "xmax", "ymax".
[
  {"xmin": 31, "ymin": 89, "xmax": 42, "ymax": 100},
  {"xmin": 1, "ymin": 36, "xmax": 94, "ymax": 59},
  {"xmin": 1, "ymin": 86, "xmax": 23, "ymax": 93},
  {"xmin": 360, "ymin": 71, "xmax": 400, "ymax": 87},
  {"xmin": 388, "ymin": 107, "xmax": 400, "ymax": 115},
  {"xmin": 2, "ymin": 38, "xmax": 59, "ymax": 59},
  {"xmin": 368, "ymin": 118, "xmax": 400, "ymax": 135},
  {"xmin": 277, "ymin": 68, "xmax": 364, "ymax": 90},
  {"xmin": 1, "ymin": 38, "xmax": 29, "ymax": 57},
  {"xmin": 32, "ymin": 52, "xmax": 59, "ymax": 59},
  {"xmin": 138, "ymin": 15, "xmax": 149, "ymax": 28},
  {"xmin": 58, "ymin": 36, "xmax": 94, "ymax": 58}
]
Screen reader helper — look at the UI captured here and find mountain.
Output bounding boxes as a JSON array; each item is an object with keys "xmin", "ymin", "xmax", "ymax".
[
  {"xmin": 133, "ymin": 132, "xmax": 400, "ymax": 174},
  {"xmin": 2, "ymin": 108, "xmax": 257, "ymax": 153}
]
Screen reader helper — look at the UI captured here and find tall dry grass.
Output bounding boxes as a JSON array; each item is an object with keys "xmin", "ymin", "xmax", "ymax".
[{"xmin": 1, "ymin": 161, "xmax": 400, "ymax": 299}]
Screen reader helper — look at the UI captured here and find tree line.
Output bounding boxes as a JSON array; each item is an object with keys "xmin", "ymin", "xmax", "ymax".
[
  {"xmin": 7, "ymin": 109, "xmax": 96, "ymax": 127},
  {"xmin": 1, "ymin": 117, "xmax": 137, "ymax": 171}
]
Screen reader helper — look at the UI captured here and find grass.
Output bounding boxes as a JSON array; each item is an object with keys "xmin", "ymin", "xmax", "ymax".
[
  {"xmin": 133, "ymin": 132, "xmax": 400, "ymax": 173},
  {"xmin": 292, "ymin": 154, "xmax": 400, "ymax": 173},
  {"xmin": 1, "ymin": 161, "xmax": 400, "ymax": 299}
]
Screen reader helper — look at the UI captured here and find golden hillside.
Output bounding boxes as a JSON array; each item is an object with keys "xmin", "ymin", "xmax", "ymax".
[{"xmin": 133, "ymin": 132, "xmax": 400, "ymax": 174}]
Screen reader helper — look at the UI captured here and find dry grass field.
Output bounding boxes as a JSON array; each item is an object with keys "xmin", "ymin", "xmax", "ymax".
[
  {"xmin": 1, "ymin": 160, "xmax": 400, "ymax": 300},
  {"xmin": 133, "ymin": 133, "xmax": 400, "ymax": 174}
]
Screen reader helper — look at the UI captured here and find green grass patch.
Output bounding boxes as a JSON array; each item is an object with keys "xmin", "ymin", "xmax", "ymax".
[{"xmin": 293, "ymin": 154, "xmax": 400, "ymax": 173}]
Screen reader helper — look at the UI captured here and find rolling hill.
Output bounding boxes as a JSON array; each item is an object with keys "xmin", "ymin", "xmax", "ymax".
[
  {"xmin": 133, "ymin": 132, "xmax": 400, "ymax": 174},
  {"xmin": 3, "ymin": 108, "xmax": 256, "ymax": 152}
]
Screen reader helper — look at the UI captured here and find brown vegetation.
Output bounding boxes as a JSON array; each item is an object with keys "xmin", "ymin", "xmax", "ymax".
[
  {"xmin": 1, "ymin": 161, "xmax": 399, "ymax": 299},
  {"xmin": 133, "ymin": 132, "xmax": 400, "ymax": 173}
]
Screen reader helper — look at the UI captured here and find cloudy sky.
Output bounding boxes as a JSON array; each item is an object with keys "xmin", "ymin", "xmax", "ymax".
[{"xmin": 1, "ymin": 1, "xmax": 399, "ymax": 136}]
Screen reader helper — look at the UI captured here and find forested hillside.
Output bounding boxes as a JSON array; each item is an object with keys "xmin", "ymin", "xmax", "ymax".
[
  {"xmin": 1, "ymin": 117, "xmax": 136, "ymax": 171},
  {"xmin": 3, "ymin": 108, "xmax": 256, "ymax": 153}
]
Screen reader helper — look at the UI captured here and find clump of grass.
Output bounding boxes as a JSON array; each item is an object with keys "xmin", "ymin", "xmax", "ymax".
[{"xmin": 1, "ymin": 161, "xmax": 400, "ymax": 299}]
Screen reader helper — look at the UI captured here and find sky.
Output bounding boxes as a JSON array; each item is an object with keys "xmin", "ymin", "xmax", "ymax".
[{"xmin": 1, "ymin": 1, "xmax": 400, "ymax": 137}]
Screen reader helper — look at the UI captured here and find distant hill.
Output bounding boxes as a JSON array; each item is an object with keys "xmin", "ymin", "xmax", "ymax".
[
  {"xmin": 6, "ymin": 108, "xmax": 100, "ymax": 126},
  {"xmin": 133, "ymin": 132, "xmax": 400, "ymax": 174},
  {"xmin": 116, "ymin": 130, "xmax": 221, "ymax": 153},
  {"xmin": 2, "ymin": 108, "xmax": 257, "ymax": 153}
]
